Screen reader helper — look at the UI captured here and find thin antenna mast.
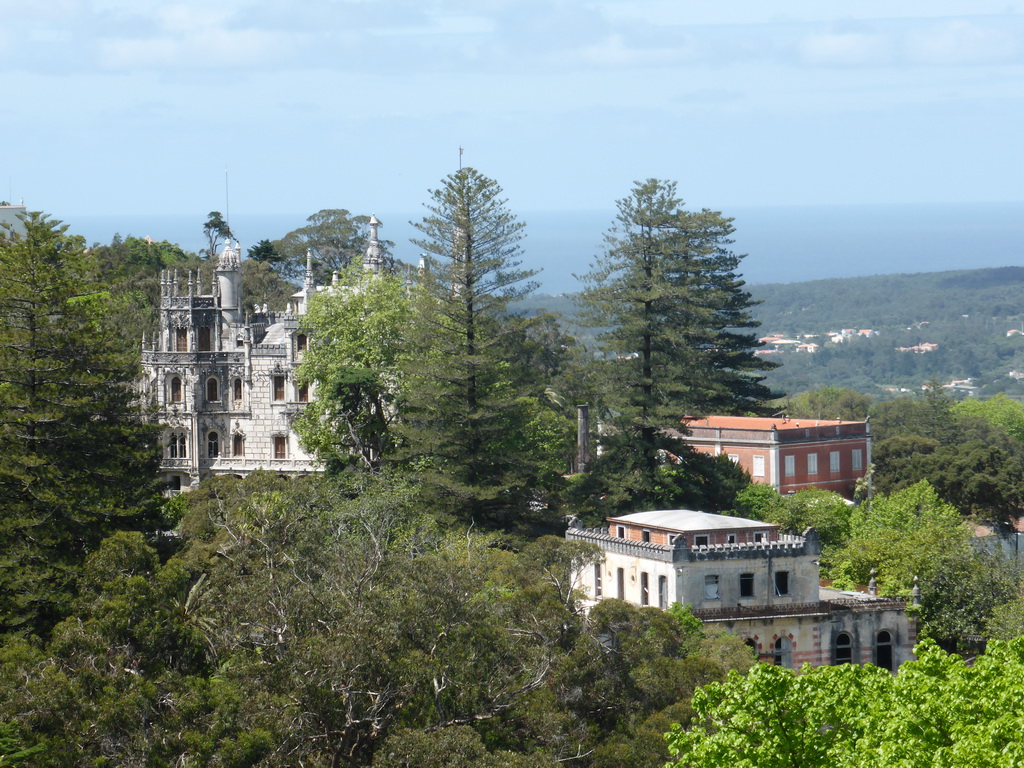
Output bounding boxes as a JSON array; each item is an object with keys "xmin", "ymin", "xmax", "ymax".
[
  {"xmin": 224, "ymin": 168, "xmax": 230, "ymax": 230},
  {"xmin": 459, "ymin": 146, "xmax": 464, "ymax": 170}
]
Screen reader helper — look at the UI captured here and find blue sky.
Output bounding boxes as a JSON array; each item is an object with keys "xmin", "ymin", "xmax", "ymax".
[{"xmin": 4, "ymin": 1, "xmax": 1023, "ymax": 220}]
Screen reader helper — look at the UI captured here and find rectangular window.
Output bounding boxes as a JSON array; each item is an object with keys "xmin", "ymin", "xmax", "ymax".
[
  {"xmin": 740, "ymin": 572, "xmax": 755, "ymax": 598},
  {"xmin": 658, "ymin": 575, "xmax": 668, "ymax": 609},
  {"xmin": 784, "ymin": 455, "xmax": 796, "ymax": 477},
  {"xmin": 616, "ymin": 526, "xmax": 625, "ymax": 538},
  {"xmin": 617, "ymin": 568, "xmax": 625, "ymax": 599},
  {"xmin": 752, "ymin": 455, "xmax": 766, "ymax": 477},
  {"xmin": 640, "ymin": 572, "xmax": 649, "ymax": 606},
  {"xmin": 704, "ymin": 575, "xmax": 720, "ymax": 601},
  {"xmin": 198, "ymin": 326, "xmax": 212, "ymax": 352},
  {"xmin": 694, "ymin": 534, "xmax": 709, "ymax": 547},
  {"xmin": 807, "ymin": 453, "xmax": 818, "ymax": 475},
  {"xmin": 232, "ymin": 434, "xmax": 244, "ymax": 457},
  {"xmin": 273, "ymin": 376, "xmax": 285, "ymax": 402},
  {"xmin": 297, "ymin": 383, "xmax": 309, "ymax": 403},
  {"xmin": 594, "ymin": 565, "xmax": 602, "ymax": 598},
  {"xmin": 175, "ymin": 327, "xmax": 188, "ymax": 352},
  {"xmin": 754, "ymin": 532, "xmax": 764, "ymax": 543},
  {"xmin": 727, "ymin": 534, "xmax": 737, "ymax": 544},
  {"xmin": 830, "ymin": 450, "xmax": 840, "ymax": 473},
  {"xmin": 852, "ymin": 449, "xmax": 864, "ymax": 471},
  {"xmin": 641, "ymin": 529, "xmax": 651, "ymax": 543},
  {"xmin": 727, "ymin": 453, "xmax": 739, "ymax": 463},
  {"xmin": 774, "ymin": 571, "xmax": 790, "ymax": 596},
  {"xmin": 273, "ymin": 435, "xmax": 287, "ymax": 459}
]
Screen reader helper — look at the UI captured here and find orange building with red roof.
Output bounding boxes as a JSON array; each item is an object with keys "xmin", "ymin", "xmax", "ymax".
[{"xmin": 677, "ymin": 415, "xmax": 870, "ymax": 498}]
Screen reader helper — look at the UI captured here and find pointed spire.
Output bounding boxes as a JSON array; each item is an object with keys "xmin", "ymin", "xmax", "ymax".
[
  {"xmin": 304, "ymin": 249, "xmax": 315, "ymax": 293},
  {"xmin": 363, "ymin": 215, "xmax": 384, "ymax": 274}
]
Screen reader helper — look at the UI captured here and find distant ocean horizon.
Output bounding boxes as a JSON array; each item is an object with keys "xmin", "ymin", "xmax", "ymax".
[{"xmin": 61, "ymin": 201, "xmax": 1024, "ymax": 295}]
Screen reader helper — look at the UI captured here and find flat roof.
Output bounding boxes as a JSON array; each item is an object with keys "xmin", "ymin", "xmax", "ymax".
[
  {"xmin": 608, "ymin": 509, "xmax": 774, "ymax": 532},
  {"xmin": 683, "ymin": 415, "xmax": 864, "ymax": 431}
]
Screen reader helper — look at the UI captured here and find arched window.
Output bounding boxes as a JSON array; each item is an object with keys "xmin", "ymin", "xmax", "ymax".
[
  {"xmin": 232, "ymin": 434, "xmax": 244, "ymax": 457},
  {"xmin": 177, "ymin": 434, "xmax": 187, "ymax": 458},
  {"xmin": 170, "ymin": 377, "xmax": 182, "ymax": 403},
  {"xmin": 834, "ymin": 632, "xmax": 853, "ymax": 665},
  {"xmin": 233, "ymin": 378, "xmax": 243, "ymax": 403},
  {"xmin": 296, "ymin": 333, "xmax": 308, "ymax": 352},
  {"xmin": 773, "ymin": 637, "xmax": 792, "ymax": 668},
  {"xmin": 658, "ymin": 575, "xmax": 668, "ymax": 609},
  {"xmin": 875, "ymin": 630, "xmax": 894, "ymax": 671},
  {"xmin": 206, "ymin": 377, "xmax": 219, "ymax": 402},
  {"xmin": 208, "ymin": 431, "xmax": 220, "ymax": 459},
  {"xmin": 167, "ymin": 435, "xmax": 178, "ymax": 459}
]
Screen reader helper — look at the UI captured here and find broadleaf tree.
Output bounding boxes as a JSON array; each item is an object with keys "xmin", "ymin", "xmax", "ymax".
[
  {"xmin": 578, "ymin": 179, "xmax": 774, "ymax": 512},
  {"xmin": 0, "ymin": 212, "xmax": 162, "ymax": 635},
  {"xmin": 295, "ymin": 263, "xmax": 411, "ymax": 471},
  {"xmin": 397, "ymin": 167, "xmax": 549, "ymax": 527},
  {"xmin": 274, "ymin": 209, "xmax": 393, "ymax": 282}
]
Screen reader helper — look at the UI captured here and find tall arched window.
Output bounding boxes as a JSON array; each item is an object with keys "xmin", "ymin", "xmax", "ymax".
[
  {"xmin": 167, "ymin": 435, "xmax": 178, "ymax": 459},
  {"xmin": 296, "ymin": 333, "xmax": 308, "ymax": 352},
  {"xmin": 170, "ymin": 377, "xmax": 182, "ymax": 403},
  {"xmin": 206, "ymin": 377, "xmax": 219, "ymax": 402},
  {"xmin": 834, "ymin": 632, "xmax": 853, "ymax": 665},
  {"xmin": 177, "ymin": 434, "xmax": 187, "ymax": 458},
  {"xmin": 875, "ymin": 630, "xmax": 894, "ymax": 671},
  {"xmin": 233, "ymin": 378, "xmax": 243, "ymax": 403},
  {"xmin": 773, "ymin": 637, "xmax": 792, "ymax": 668},
  {"xmin": 208, "ymin": 431, "xmax": 220, "ymax": 459}
]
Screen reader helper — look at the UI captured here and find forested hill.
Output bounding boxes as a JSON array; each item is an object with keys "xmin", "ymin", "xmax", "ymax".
[
  {"xmin": 752, "ymin": 266, "xmax": 1024, "ymax": 332},
  {"xmin": 517, "ymin": 266, "xmax": 1024, "ymax": 398}
]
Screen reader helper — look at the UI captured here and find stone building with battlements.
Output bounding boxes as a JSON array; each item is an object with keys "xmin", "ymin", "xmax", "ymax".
[
  {"xmin": 140, "ymin": 216, "xmax": 387, "ymax": 491},
  {"xmin": 567, "ymin": 508, "xmax": 916, "ymax": 671}
]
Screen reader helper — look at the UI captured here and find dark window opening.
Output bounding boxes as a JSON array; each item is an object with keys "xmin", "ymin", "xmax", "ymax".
[
  {"xmin": 774, "ymin": 571, "xmax": 790, "ymax": 596},
  {"xmin": 175, "ymin": 328, "xmax": 188, "ymax": 351},
  {"xmin": 296, "ymin": 334, "xmax": 308, "ymax": 351},
  {"xmin": 875, "ymin": 630, "xmax": 894, "ymax": 671},
  {"xmin": 274, "ymin": 435, "xmax": 287, "ymax": 459},
  {"xmin": 298, "ymin": 383, "xmax": 309, "ymax": 403},
  {"xmin": 232, "ymin": 434, "xmax": 244, "ymax": 457},
  {"xmin": 170, "ymin": 377, "xmax": 182, "ymax": 403},
  {"xmin": 594, "ymin": 565, "xmax": 602, "ymax": 597},
  {"xmin": 207, "ymin": 431, "xmax": 219, "ymax": 459},
  {"xmin": 198, "ymin": 326, "xmax": 212, "ymax": 351},
  {"xmin": 835, "ymin": 632, "xmax": 853, "ymax": 665},
  {"xmin": 658, "ymin": 575, "xmax": 668, "ymax": 609},
  {"xmin": 773, "ymin": 637, "xmax": 791, "ymax": 667},
  {"xmin": 641, "ymin": 529, "xmax": 651, "ymax": 543},
  {"xmin": 616, "ymin": 568, "xmax": 625, "ymax": 599},
  {"xmin": 273, "ymin": 376, "xmax": 285, "ymax": 401},
  {"xmin": 740, "ymin": 572, "xmax": 755, "ymax": 598},
  {"xmin": 640, "ymin": 572, "xmax": 649, "ymax": 606},
  {"xmin": 233, "ymin": 378, "xmax": 243, "ymax": 402},
  {"xmin": 695, "ymin": 534, "xmax": 709, "ymax": 547},
  {"xmin": 206, "ymin": 378, "xmax": 219, "ymax": 402}
]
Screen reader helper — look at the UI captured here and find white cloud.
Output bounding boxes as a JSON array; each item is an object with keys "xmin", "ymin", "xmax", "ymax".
[
  {"xmin": 907, "ymin": 20, "xmax": 1023, "ymax": 64},
  {"xmin": 798, "ymin": 30, "xmax": 895, "ymax": 67}
]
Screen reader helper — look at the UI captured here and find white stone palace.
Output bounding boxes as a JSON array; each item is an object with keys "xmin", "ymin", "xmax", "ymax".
[{"xmin": 140, "ymin": 217, "xmax": 386, "ymax": 491}]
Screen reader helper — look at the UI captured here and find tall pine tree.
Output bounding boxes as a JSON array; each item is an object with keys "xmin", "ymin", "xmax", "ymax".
[
  {"xmin": 0, "ymin": 212, "xmax": 161, "ymax": 635},
  {"xmin": 397, "ymin": 168, "xmax": 550, "ymax": 527},
  {"xmin": 578, "ymin": 179, "xmax": 774, "ymax": 512}
]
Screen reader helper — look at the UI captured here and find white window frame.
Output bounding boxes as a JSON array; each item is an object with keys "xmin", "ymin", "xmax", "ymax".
[
  {"xmin": 830, "ymin": 450, "xmax": 840, "ymax": 473},
  {"xmin": 752, "ymin": 454, "xmax": 766, "ymax": 477},
  {"xmin": 784, "ymin": 455, "xmax": 796, "ymax": 477},
  {"xmin": 807, "ymin": 453, "xmax": 818, "ymax": 475},
  {"xmin": 852, "ymin": 448, "xmax": 864, "ymax": 471}
]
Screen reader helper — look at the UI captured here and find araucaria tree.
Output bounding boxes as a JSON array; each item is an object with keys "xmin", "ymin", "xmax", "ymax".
[
  {"xmin": 399, "ymin": 167, "xmax": 547, "ymax": 526},
  {"xmin": 579, "ymin": 179, "xmax": 774, "ymax": 511},
  {"xmin": 0, "ymin": 213, "xmax": 161, "ymax": 635}
]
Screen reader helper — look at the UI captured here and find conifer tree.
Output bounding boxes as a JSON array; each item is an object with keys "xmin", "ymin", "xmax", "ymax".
[
  {"xmin": 0, "ymin": 212, "xmax": 161, "ymax": 635},
  {"xmin": 397, "ymin": 168, "xmax": 547, "ymax": 526},
  {"xmin": 579, "ymin": 179, "xmax": 774, "ymax": 510}
]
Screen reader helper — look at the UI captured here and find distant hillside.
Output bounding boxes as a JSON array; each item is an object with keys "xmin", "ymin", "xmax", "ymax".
[
  {"xmin": 751, "ymin": 267, "xmax": 1024, "ymax": 333},
  {"xmin": 517, "ymin": 266, "xmax": 1024, "ymax": 400}
]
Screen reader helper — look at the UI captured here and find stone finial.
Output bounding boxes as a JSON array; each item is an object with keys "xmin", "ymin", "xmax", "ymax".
[
  {"xmin": 868, "ymin": 568, "xmax": 877, "ymax": 597},
  {"xmin": 912, "ymin": 575, "xmax": 921, "ymax": 607}
]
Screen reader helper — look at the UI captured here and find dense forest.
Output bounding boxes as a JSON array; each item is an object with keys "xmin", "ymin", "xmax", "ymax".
[{"xmin": 5, "ymin": 181, "xmax": 1024, "ymax": 766}]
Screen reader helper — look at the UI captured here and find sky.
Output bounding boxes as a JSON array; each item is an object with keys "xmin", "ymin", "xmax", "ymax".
[{"xmin": 4, "ymin": 1, "xmax": 1024, "ymax": 224}]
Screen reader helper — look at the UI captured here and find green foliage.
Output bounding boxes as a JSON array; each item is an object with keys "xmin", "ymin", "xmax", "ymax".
[
  {"xmin": 781, "ymin": 386, "xmax": 872, "ymax": 421},
  {"xmin": 397, "ymin": 168, "xmax": 556, "ymax": 528},
  {"xmin": 274, "ymin": 209, "xmax": 389, "ymax": 282},
  {"xmin": 578, "ymin": 179, "xmax": 774, "ymax": 513},
  {"xmin": 953, "ymin": 393, "xmax": 1024, "ymax": 445},
  {"xmin": 246, "ymin": 238, "xmax": 283, "ymax": 266},
  {"xmin": 0, "ymin": 212, "xmax": 162, "ymax": 635},
  {"xmin": 296, "ymin": 264, "xmax": 411, "ymax": 470},
  {"xmin": 202, "ymin": 210, "xmax": 233, "ymax": 259},
  {"xmin": 667, "ymin": 638, "xmax": 1024, "ymax": 768}
]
